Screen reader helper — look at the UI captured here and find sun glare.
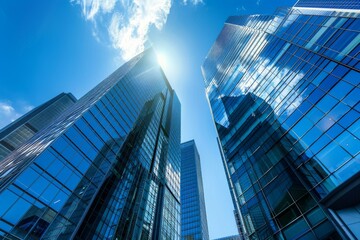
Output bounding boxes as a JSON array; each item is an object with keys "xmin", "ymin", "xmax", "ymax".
[
  {"xmin": 156, "ymin": 52, "xmax": 168, "ymax": 70},
  {"xmin": 155, "ymin": 50, "xmax": 179, "ymax": 81}
]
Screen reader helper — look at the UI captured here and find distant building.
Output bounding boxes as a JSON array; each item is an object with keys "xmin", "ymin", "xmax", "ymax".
[
  {"xmin": 0, "ymin": 48, "xmax": 181, "ymax": 239},
  {"xmin": 0, "ymin": 92, "xmax": 76, "ymax": 161},
  {"xmin": 213, "ymin": 235, "xmax": 241, "ymax": 240},
  {"xmin": 181, "ymin": 140, "xmax": 209, "ymax": 240},
  {"xmin": 203, "ymin": 1, "xmax": 360, "ymax": 239}
]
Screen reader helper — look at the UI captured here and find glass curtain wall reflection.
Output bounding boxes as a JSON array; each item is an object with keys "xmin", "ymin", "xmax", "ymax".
[
  {"xmin": 0, "ymin": 93, "xmax": 77, "ymax": 162},
  {"xmin": 0, "ymin": 48, "xmax": 181, "ymax": 240},
  {"xmin": 181, "ymin": 140, "xmax": 209, "ymax": 240},
  {"xmin": 294, "ymin": 0, "xmax": 360, "ymax": 10},
  {"xmin": 214, "ymin": 235, "xmax": 241, "ymax": 240},
  {"xmin": 202, "ymin": 2, "xmax": 360, "ymax": 240}
]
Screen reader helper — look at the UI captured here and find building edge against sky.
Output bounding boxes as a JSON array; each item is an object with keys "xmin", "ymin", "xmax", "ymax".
[
  {"xmin": 202, "ymin": 0, "xmax": 360, "ymax": 239},
  {"xmin": 181, "ymin": 140, "xmax": 209, "ymax": 240},
  {"xmin": 213, "ymin": 235, "xmax": 241, "ymax": 240},
  {"xmin": 0, "ymin": 48, "xmax": 181, "ymax": 239},
  {"xmin": 0, "ymin": 93, "xmax": 77, "ymax": 162}
]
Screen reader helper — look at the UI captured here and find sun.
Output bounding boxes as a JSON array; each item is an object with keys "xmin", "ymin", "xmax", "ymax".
[
  {"xmin": 154, "ymin": 49, "xmax": 178, "ymax": 79},
  {"xmin": 156, "ymin": 52, "xmax": 168, "ymax": 70}
]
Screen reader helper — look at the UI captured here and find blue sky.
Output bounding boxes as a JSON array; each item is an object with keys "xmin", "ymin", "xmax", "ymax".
[{"xmin": 0, "ymin": 0, "xmax": 296, "ymax": 238}]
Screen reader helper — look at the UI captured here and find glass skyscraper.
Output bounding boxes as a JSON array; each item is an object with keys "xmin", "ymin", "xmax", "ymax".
[
  {"xmin": 181, "ymin": 140, "xmax": 209, "ymax": 240},
  {"xmin": 202, "ymin": 1, "xmax": 360, "ymax": 239},
  {"xmin": 294, "ymin": 0, "xmax": 360, "ymax": 10},
  {"xmin": 214, "ymin": 235, "xmax": 241, "ymax": 240},
  {"xmin": 0, "ymin": 48, "xmax": 181, "ymax": 240},
  {"xmin": 0, "ymin": 93, "xmax": 76, "ymax": 162}
]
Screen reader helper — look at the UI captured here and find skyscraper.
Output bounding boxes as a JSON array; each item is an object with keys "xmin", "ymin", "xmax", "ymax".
[
  {"xmin": 0, "ymin": 48, "xmax": 181, "ymax": 240},
  {"xmin": 202, "ymin": 1, "xmax": 360, "ymax": 239},
  {"xmin": 294, "ymin": 0, "xmax": 360, "ymax": 10},
  {"xmin": 0, "ymin": 93, "xmax": 77, "ymax": 162},
  {"xmin": 181, "ymin": 140, "xmax": 209, "ymax": 240},
  {"xmin": 213, "ymin": 235, "xmax": 241, "ymax": 240}
]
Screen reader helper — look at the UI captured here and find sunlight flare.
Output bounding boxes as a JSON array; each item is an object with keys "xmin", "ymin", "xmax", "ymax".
[{"xmin": 156, "ymin": 52, "xmax": 168, "ymax": 70}]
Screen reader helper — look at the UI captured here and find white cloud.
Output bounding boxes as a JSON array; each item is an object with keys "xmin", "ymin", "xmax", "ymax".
[
  {"xmin": 108, "ymin": 0, "xmax": 171, "ymax": 60},
  {"xmin": 71, "ymin": 0, "xmax": 117, "ymax": 20},
  {"xmin": 0, "ymin": 101, "xmax": 33, "ymax": 129},
  {"xmin": 0, "ymin": 103, "xmax": 15, "ymax": 116},
  {"xmin": 182, "ymin": 0, "xmax": 203, "ymax": 5},
  {"xmin": 0, "ymin": 102, "xmax": 20, "ymax": 128},
  {"xmin": 71, "ymin": 0, "xmax": 173, "ymax": 61},
  {"xmin": 71, "ymin": 0, "xmax": 204, "ymax": 61}
]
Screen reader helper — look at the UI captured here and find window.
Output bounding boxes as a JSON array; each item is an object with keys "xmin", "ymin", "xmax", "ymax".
[{"xmin": 317, "ymin": 141, "xmax": 351, "ymax": 172}]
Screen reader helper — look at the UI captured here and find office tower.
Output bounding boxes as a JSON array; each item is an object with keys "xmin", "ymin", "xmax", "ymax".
[
  {"xmin": 181, "ymin": 140, "xmax": 209, "ymax": 240},
  {"xmin": 0, "ymin": 93, "xmax": 76, "ymax": 162},
  {"xmin": 294, "ymin": 0, "xmax": 360, "ymax": 10},
  {"xmin": 213, "ymin": 235, "xmax": 241, "ymax": 240},
  {"xmin": 0, "ymin": 48, "xmax": 181, "ymax": 240},
  {"xmin": 202, "ymin": 2, "xmax": 360, "ymax": 240}
]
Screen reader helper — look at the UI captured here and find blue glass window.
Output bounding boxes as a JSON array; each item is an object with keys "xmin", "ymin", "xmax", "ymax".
[
  {"xmin": 0, "ymin": 190, "xmax": 18, "ymax": 217},
  {"xmin": 343, "ymin": 88, "xmax": 360, "ymax": 108},
  {"xmin": 329, "ymin": 81, "xmax": 353, "ymax": 101},
  {"xmin": 336, "ymin": 131, "xmax": 360, "ymax": 156},
  {"xmin": 317, "ymin": 141, "xmax": 351, "ymax": 172},
  {"xmin": 283, "ymin": 218, "xmax": 310, "ymax": 239},
  {"xmin": 343, "ymin": 70, "xmax": 360, "ymax": 86},
  {"xmin": 3, "ymin": 197, "xmax": 31, "ymax": 225},
  {"xmin": 15, "ymin": 167, "xmax": 39, "ymax": 190},
  {"xmin": 316, "ymin": 95, "xmax": 337, "ymax": 114}
]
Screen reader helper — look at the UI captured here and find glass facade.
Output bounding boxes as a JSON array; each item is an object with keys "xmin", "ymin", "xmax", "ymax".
[
  {"xmin": 202, "ymin": 2, "xmax": 360, "ymax": 240},
  {"xmin": 214, "ymin": 235, "xmax": 242, "ymax": 240},
  {"xmin": 295, "ymin": 0, "xmax": 360, "ymax": 10},
  {"xmin": 0, "ymin": 48, "xmax": 181, "ymax": 240},
  {"xmin": 181, "ymin": 140, "xmax": 209, "ymax": 240},
  {"xmin": 0, "ymin": 93, "xmax": 77, "ymax": 162}
]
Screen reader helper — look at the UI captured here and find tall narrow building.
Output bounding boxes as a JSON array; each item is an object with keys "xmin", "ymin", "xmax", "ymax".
[
  {"xmin": 202, "ymin": 1, "xmax": 360, "ymax": 239},
  {"xmin": 0, "ymin": 48, "xmax": 181, "ymax": 240},
  {"xmin": 0, "ymin": 93, "xmax": 77, "ymax": 162},
  {"xmin": 181, "ymin": 140, "xmax": 209, "ymax": 240}
]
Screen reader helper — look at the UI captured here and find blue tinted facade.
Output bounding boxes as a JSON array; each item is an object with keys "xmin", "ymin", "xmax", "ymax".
[
  {"xmin": 295, "ymin": 0, "xmax": 360, "ymax": 10},
  {"xmin": 0, "ymin": 48, "xmax": 181, "ymax": 239},
  {"xmin": 181, "ymin": 140, "xmax": 209, "ymax": 240},
  {"xmin": 0, "ymin": 93, "xmax": 76, "ymax": 162},
  {"xmin": 202, "ymin": 2, "xmax": 360, "ymax": 240},
  {"xmin": 214, "ymin": 235, "xmax": 241, "ymax": 240}
]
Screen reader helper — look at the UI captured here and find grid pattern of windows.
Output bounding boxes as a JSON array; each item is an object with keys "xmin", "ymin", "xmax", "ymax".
[
  {"xmin": 213, "ymin": 235, "xmax": 241, "ymax": 240},
  {"xmin": 202, "ymin": 4, "xmax": 360, "ymax": 240},
  {"xmin": 0, "ymin": 93, "xmax": 76, "ymax": 162},
  {"xmin": 0, "ymin": 48, "xmax": 181, "ymax": 239},
  {"xmin": 181, "ymin": 140, "xmax": 209, "ymax": 240},
  {"xmin": 295, "ymin": 0, "xmax": 360, "ymax": 10}
]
